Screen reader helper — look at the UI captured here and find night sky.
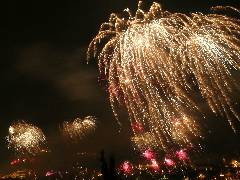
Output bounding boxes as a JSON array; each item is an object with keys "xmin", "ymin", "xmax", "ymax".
[{"xmin": 4, "ymin": 0, "xmax": 240, "ymax": 169}]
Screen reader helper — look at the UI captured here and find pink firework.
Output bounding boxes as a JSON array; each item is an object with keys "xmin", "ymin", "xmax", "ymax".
[
  {"xmin": 143, "ymin": 149, "xmax": 155, "ymax": 160},
  {"xmin": 150, "ymin": 159, "xmax": 160, "ymax": 172},
  {"xmin": 164, "ymin": 158, "xmax": 175, "ymax": 166},
  {"xmin": 176, "ymin": 149, "xmax": 189, "ymax": 161},
  {"xmin": 120, "ymin": 161, "xmax": 133, "ymax": 174},
  {"xmin": 45, "ymin": 170, "xmax": 55, "ymax": 177}
]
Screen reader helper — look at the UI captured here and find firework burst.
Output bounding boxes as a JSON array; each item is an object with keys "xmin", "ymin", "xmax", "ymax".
[
  {"xmin": 61, "ymin": 116, "xmax": 96, "ymax": 142},
  {"xmin": 120, "ymin": 161, "xmax": 133, "ymax": 175},
  {"xmin": 7, "ymin": 121, "xmax": 47, "ymax": 155},
  {"xmin": 88, "ymin": 1, "xmax": 240, "ymax": 150}
]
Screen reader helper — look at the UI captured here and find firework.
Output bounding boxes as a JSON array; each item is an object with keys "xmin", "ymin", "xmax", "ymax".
[
  {"xmin": 88, "ymin": 1, "xmax": 240, "ymax": 150},
  {"xmin": 7, "ymin": 121, "xmax": 47, "ymax": 155},
  {"xmin": 120, "ymin": 161, "xmax": 133, "ymax": 174},
  {"xmin": 176, "ymin": 149, "xmax": 189, "ymax": 161},
  {"xmin": 61, "ymin": 116, "xmax": 96, "ymax": 142},
  {"xmin": 142, "ymin": 149, "xmax": 156, "ymax": 160},
  {"xmin": 164, "ymin": 157, "xmax": 175, "ymax": 167},
  {"xmin": 150, "ymin": 159, "xmax": 160, "ymax": 173}
]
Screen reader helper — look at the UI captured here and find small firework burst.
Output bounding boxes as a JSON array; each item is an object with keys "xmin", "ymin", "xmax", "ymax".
[
  {"xmin": 142, "ymin": 149, "xmax": 156, "ymax": 160},
  {"xmin": 120, "ymin": 161, "xmax": 133, "ymax": 175},
  {"xmin": 61, "ymin": 116, "xmax": 96, "ymax": 142},
  {"xmin": 176, "ymin": 149, "xmax": 189, "ymax": 161},
  {"xmin": 7, "ymin": 121, "xmax": 47, "ymax": 155}
]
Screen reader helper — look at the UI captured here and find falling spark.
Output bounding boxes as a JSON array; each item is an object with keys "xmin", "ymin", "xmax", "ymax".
[
  {"xmin": 88, "ymin": 1, "xmax": 240, "ymax": 151},
  {"xmin": 61, "ymin": 116, "xmax": 96, "ymax": 142},
  {"xmin": 171, "ymin": 116, "xmax": 202, "ymax": 146},
  {"xmin": 7, "ymin": 121, "xmax": 47, "ymax": 155},
  {"xmin": 131, "ymin": 132, "xmax": 159, "ymax": 151}
]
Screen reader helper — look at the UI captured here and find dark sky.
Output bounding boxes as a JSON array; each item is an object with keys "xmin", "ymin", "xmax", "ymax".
[{"xmin": 3, "ymin": 0, "xmax": 240, "ymax": 169}]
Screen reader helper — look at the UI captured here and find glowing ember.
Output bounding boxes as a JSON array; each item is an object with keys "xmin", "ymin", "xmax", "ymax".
[{"xmin": 231, "ymin": 160, "xmax": 240, "ymax": 168}]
